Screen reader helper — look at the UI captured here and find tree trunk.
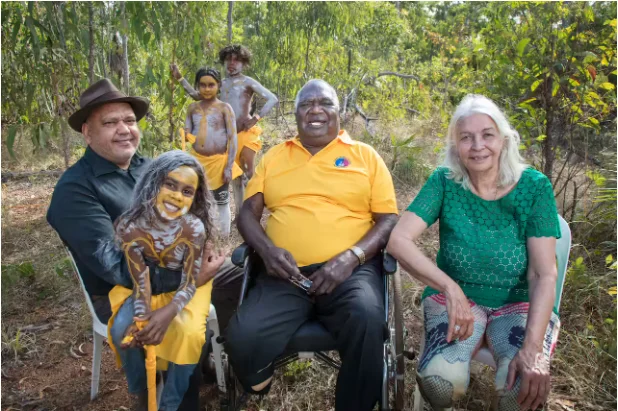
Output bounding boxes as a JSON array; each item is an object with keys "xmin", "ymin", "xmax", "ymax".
[
  {"xmin": 169, "ymin": 44, "xmax": 176, "ymax": 143},
  {"xmin": 88, "ymin": 3, "xmax": 95, "ymax": 84},
  {"xmin": 347, "ymin": 49, "xmax": 352, "ymax": 75},
  {"xmin": 52, "ymin": 3, "xmax": 71, "ymax": 169},
  {"xmin": 121, "ymin": 3, "xmax": 129, "ymax": 94},
  {"xmin": 543, "ymin": 76, "xmax": 556, "ymax": 181},
  {"xmin": 227, "ymin": 1, "xmax": 233, "ymax": 44},
  {"xmin": 61, "ymin": 120, "xmax": 70, "ymax": 169},
  {"xmin": 304, "ymin": 29, "xmax": 312, "ymax": 74},
  {"xmin": 122, "ymin": 35, "xmax": 129, "ymax": 93}
]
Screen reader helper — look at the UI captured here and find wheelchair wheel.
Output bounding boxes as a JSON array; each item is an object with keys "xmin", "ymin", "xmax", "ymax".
[
  {"xmin": 392, "ymin": 267, "xmax": 406, "ymax": 410},
  {"xmin": 222, "ymin": 360, "xmax": 246, "ymax": 411}
]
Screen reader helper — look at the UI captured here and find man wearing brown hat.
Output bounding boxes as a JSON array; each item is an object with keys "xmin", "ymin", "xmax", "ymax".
[{"xmin": 47, "ymin": 79, "xmax": 242, "ymax": 409}]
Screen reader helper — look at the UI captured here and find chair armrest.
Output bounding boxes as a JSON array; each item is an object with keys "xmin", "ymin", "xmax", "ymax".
[
  {"xmin": 383, "ymin": 251, "xmax": 398, "ymax": 275},
  {"xmin": 231, "ymin": 243, "xmax": 254, "ymax": 267}
]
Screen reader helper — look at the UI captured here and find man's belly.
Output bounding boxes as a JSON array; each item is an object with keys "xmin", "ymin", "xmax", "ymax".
[{"xmin": 265, "ymin": 207, "xmax": 373, "ymax": 267}]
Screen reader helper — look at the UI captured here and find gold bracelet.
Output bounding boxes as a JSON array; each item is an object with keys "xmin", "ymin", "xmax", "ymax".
[{"xmin": 349, "ymin": 246, "xmax": 366, "ymax": 265}]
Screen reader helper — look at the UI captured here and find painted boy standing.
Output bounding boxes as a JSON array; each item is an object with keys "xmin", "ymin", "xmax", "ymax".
[{"xmin": 171, "ymin": 45, "xmax": 278, "ymax": 214}]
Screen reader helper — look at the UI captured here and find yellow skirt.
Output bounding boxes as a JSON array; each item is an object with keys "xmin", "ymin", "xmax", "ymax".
[
  {"xmin": 190, "ymin": 149, "xmax": 243, "ymax": 191},
  {"xmin": 235, "ymin": 125, "xmax": 263, "ymax": 165},
  {"xmin": 107, "ymin": 280, "xmax": 213, "ymax": 367}
]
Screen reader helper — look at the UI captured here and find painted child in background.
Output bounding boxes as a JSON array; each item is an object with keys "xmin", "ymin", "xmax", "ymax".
[
  {"xmin": 182, "ymin": 67, "xmax": 243, "ymax": 236},
  {"xmin": 101, "ymin": 150, "xmax": 217, "ymax": 410},
  {"xmin": 171, "ymin": 44, "xmax": 279, "ymax": 215}
]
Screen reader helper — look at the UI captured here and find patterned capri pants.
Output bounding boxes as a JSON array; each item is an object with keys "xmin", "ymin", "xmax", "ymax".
[{"xmin": 417, "ymin": 294, "xmax": 560, "ymax": 410}]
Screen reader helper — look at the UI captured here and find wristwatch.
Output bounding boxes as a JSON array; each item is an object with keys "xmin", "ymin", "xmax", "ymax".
[
  {"xmin": 349, "ymin": 246, "xmax": 366, "ymax": 265},
  {"xmin": 254, "ymin": 114, "xmax": 262, "ymax": 121}
]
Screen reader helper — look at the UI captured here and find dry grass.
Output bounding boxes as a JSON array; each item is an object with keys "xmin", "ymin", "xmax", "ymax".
[{"xmin": 1, "ymin": 118, "xmax": 616, "ymax": 410}]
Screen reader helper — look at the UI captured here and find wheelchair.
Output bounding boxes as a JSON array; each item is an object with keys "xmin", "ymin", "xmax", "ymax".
[{"xmin": 220, "ymin": 243, "xmax": 412, "ymax": 411}]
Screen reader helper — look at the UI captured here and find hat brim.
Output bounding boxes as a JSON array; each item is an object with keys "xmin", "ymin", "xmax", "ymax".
[{"xmin": 68, "ymin": 96, "xmax": 150, "ymax": 133}]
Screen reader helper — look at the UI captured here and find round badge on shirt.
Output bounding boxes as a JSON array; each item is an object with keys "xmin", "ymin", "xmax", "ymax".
[{"xmin": 334, "ymin": 156, "xmax": 350, "ymax": 168}]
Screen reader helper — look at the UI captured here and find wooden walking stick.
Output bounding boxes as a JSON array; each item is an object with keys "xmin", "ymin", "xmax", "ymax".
[{"xmin": 136, "ymin": 321, "xmax": 157, "ymax": 411}]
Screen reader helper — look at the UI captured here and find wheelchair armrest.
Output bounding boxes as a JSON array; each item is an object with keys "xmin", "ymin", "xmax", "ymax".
[
  {"xmin": 383, "ymin": 251, "xmax": 398, "ymax": 275},
  {"xmin": 231, "ymin": 243, "xmax": 254, "ymax": 268}
]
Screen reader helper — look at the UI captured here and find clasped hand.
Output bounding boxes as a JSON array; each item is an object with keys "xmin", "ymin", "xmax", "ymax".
[
  {"xmin": 262, "ymin": 247, "xmax": 358, "ymax": 296},
  {"xmin": 120, "ymin": 305, "xmax": 176, "ymax": 348}
]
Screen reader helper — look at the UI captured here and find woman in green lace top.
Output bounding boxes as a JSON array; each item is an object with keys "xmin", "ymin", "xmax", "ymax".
[{"xmin": 387, "ymin": 95, "xmax": 561, "ymax": 411}]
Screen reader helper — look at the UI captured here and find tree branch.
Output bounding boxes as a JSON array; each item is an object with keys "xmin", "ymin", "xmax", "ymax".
[{"xmin": 377, "ymin": 71, "xmax": 420, "ymax": 81}]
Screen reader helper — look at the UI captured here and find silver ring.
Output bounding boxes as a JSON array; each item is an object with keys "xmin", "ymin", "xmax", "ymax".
[{"xmin": 454, "ymin": 325, "xmax": 461, "ymax": 332}]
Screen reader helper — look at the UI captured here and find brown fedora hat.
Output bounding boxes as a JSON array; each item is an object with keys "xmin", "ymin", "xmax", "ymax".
[{"xmin": 68, "ymin": 78, "xmax": 150, "ymax": 132}]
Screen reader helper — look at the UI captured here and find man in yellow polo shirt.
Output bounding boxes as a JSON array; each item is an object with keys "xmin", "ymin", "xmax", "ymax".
[{"xmin": 225, "ymin": 79, "xmax": 398, "ymax": 411}]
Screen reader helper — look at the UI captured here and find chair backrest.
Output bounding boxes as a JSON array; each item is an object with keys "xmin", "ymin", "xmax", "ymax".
[
  {"xmin": 63, "ymin": 245, "xmax": 108, "ymax": 335},
  {"xmin": 554, "ymin": 215, "xmax": 571, "ymax": 313}
]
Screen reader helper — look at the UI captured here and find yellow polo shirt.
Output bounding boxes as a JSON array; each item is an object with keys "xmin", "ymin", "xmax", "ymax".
[{"xmin": 245, "ymin": 130, "xmax": 398, "ymax": 267}]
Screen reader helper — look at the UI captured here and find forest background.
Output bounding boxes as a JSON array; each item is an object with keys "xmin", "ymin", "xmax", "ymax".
[{"xmin": 1, "ymin": 1, "xmax": 616, "ymax": 410}]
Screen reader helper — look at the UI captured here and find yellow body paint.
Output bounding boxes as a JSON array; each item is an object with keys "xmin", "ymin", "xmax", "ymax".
[{"xmin": 155, "ymin": 166, "xmax": 198, "ymax": 221}]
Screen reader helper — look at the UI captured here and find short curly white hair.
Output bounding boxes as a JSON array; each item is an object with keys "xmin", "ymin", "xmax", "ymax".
[{"xmin": 443, "ymin": 94, "xmax": 528, "ymax": 191}]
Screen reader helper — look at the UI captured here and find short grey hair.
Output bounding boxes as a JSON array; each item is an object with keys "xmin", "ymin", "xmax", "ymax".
[
  {"xmin": 443, "ymin": 94, "xmax": 527, "ymax": 190},
  {"xmin": 294, "ymin": 79, "xmax": 340, "ymax": 111}
]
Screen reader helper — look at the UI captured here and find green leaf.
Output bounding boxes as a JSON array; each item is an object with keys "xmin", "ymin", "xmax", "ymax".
[
  {"xmin": 536, "ymin": 134, "xmax": 547, "ymax": 142},
  {"xmin": 568, "ymin": 78, "xmax": 580, "ymax": 87},
  {"xmin": 530, "ymin": 79, "xmax": 543, "ymax": 92},
  {"xmin": 519, "ymin": 97, "xmax": 537, "ymax": 105},
  {"xmin": 587, "ymin": 91, "xmax": 601, "ymax": 101},
  {"xmin": 589, "ymin": 117, "xmax": 600, "ymax": 126},
  {"xmin": 582, "ymin": 51, "xmax": 598, "ymax": 65},
  {"xmin": 516, "ymin": 38, "xmax": 530, "ymax": 57},
  {"xmin": 584, "ymin": 7, "xmax": 594, "ymax": 23},
  {"xmin": 6, "ymin": 125, "xmax": 18, "ymax": 159},
  {"xmin": 11, "ymin": 9, "xmax": 22, "ymax": 44},
  {"xmin": 598, "ymin": 82, "xmax": 615, "ymax": 91},
  {"xmin": 575, "ymin": 256, "xmax": 584, "ymax": 266},
  {"xmin": 551, "ymin": 82, "xmax": 559, "ymax": 96},
  {"xmin": 605, "ymin": 254, "xmax": 613, "ymax": 265},
  {"xmin": 25, "ymin": 16, "xmax": 40, "ymax": 61}
]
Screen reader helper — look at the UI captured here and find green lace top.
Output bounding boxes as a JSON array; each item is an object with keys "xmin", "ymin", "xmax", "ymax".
[{"xmin": 407, "ymin": 166, "xmax": 561, "ymax": 309}]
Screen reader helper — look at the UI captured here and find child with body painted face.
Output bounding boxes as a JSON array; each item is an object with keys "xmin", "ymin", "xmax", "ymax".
[
  {"xmin": 181, "ymin": 67, "xmax": 243, "ymax": 237},
  {"xmin": 101, "ymin": 150, "xmax": 217, "ymax": 410},
  {"xmin": 171, "ymin": 45, "xmax": 279, "ymax": 218}
]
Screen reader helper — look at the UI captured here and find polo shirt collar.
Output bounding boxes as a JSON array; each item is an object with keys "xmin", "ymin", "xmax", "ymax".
[
  {"xmin": 84, "ymin": 146, "xmax": 145, "ymax": 177},
  {"xmin": 287, "ymin": 129, "xmax": 354, "ymax": 148}
]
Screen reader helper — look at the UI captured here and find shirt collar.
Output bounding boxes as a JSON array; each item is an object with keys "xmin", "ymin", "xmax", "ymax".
[
  {"xmin": 287, "ymin": 129, "xmax": 354, "ymax": 148},
  {"xmin": 84, "ymin": 146, "xmax": 145, "ymax": 177}
]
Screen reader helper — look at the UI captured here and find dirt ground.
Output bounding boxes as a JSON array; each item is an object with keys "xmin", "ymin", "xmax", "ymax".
[{"xmin": 0, "ymin": 174, "xmax": 612, "ymax": 411}]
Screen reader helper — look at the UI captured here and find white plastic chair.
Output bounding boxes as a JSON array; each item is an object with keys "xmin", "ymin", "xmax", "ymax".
[
  {"xmin": 64, "ymin": 247, "xmax": 108, "ymax": 400},
  {"xmin": 413, "ymin": 215, "xmax": 572, "ymax": 410},
  {"xmin": 63, "ymin": 246, "xmax": 227, "ymax": 402}
]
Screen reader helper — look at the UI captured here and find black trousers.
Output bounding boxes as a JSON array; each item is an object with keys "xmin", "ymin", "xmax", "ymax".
[{"xmin": 225, "ymin": 257, "xmax": 387, "ymax": 411}]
